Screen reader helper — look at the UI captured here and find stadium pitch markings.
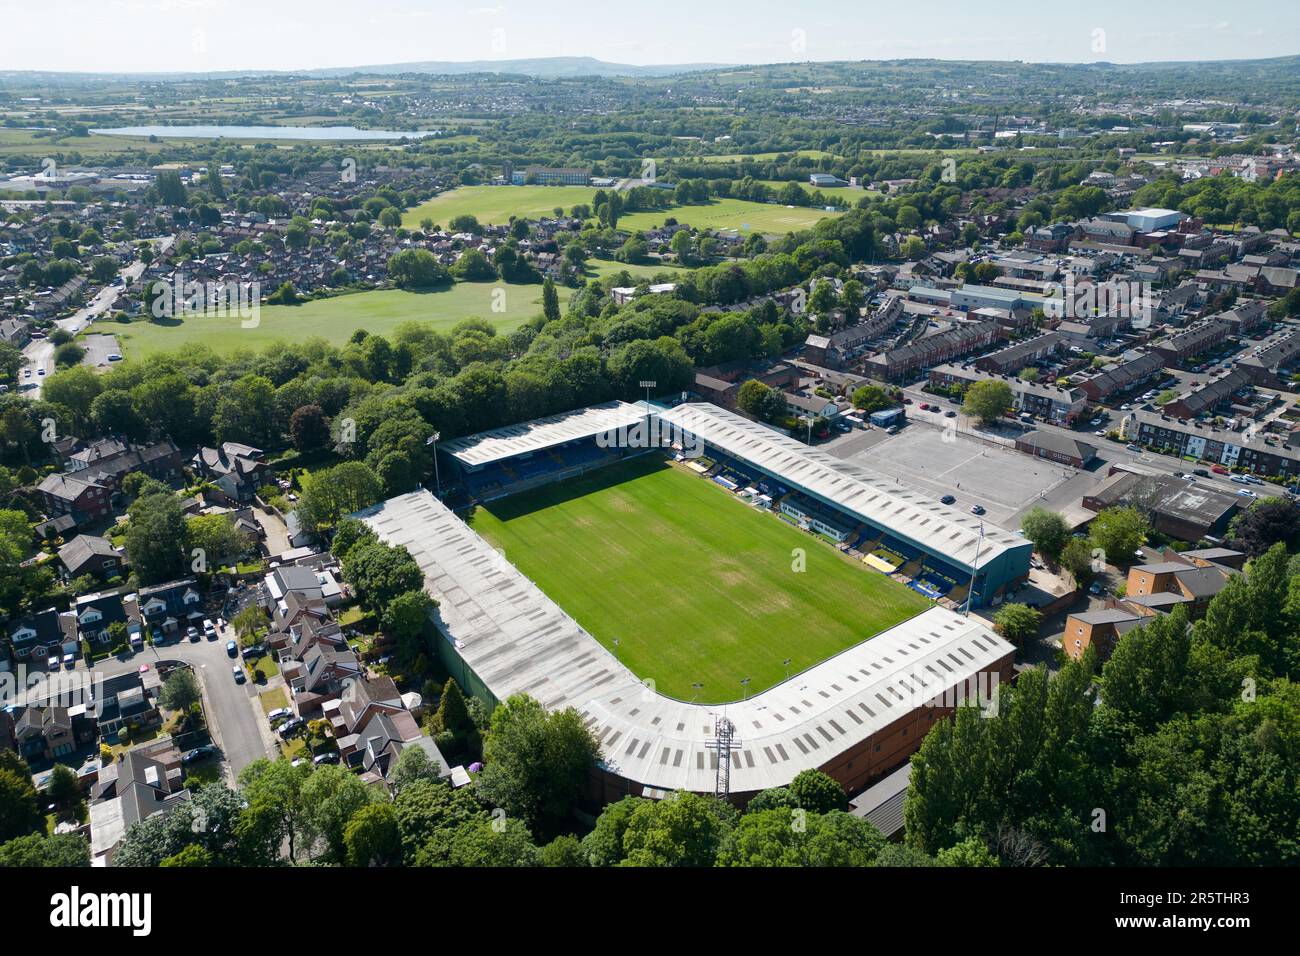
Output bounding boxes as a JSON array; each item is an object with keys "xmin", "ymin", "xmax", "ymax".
[{"xmin": 467, "ymin": 455, "xmax": 930, "ymax": 703}]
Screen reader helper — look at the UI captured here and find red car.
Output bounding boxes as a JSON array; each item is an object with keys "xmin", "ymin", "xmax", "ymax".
[{"xmin": 1212, "ymin": 465, "xmax": 1229, "ymax": 475}]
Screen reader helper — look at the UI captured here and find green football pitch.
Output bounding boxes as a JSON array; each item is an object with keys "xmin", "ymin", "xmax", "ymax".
[{"xmin": 467, "ymin": 455, "xmax": 930, "ymax": 703}]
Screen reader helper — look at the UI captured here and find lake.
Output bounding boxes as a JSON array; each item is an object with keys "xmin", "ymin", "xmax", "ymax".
[{"xmin": 90, "ymin": 125, "xmax": 439, "ymax": 141}]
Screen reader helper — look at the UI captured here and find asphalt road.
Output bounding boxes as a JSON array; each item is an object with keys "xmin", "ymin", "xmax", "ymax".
[
  {"xmin": 20, "ymin": 235, "xmax": 172, "ymax": 398},
  {"xmin": 83, "ymin": 624, "xmax": 276, "ymax": 784}
]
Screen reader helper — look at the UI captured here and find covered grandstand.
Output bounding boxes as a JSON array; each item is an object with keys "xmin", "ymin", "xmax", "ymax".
[
  {"xmin": 359, "ymin": 489, "xmax": 1017, "ymax": 803},
  {"xmin": 439, "ymin": 400, "xmax": 652, "ymax": 501},
  {"xmin": 658, "ymin": 403, "xmax": 1033, "ymax": 606}
]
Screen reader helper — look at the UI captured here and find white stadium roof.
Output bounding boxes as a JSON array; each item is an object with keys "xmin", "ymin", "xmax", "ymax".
[
  {"xmin": 439, "ymin": 400, "xmax": 649, "ymax": 468},
  {"xmin": 360, "ymin": 489, "xmax": 1014, "ymax": 795},
  {"xmin": 659, "ymin": 402, "xmax": 1027, "ymax": 571}
]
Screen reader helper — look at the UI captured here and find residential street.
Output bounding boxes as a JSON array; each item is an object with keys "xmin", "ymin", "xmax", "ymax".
[
  {"xmin": 85, "ymin": 624, "xmax": 277, "ymax": 784},
  {"xmin": 20, "ymin": 235, "xmax": 173, "ymax": 397}
]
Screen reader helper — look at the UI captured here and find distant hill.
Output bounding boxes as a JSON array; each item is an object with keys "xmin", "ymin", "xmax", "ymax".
[{"xmin": 306, "ymin": 56, "xmax": 731, "ymax": 78}]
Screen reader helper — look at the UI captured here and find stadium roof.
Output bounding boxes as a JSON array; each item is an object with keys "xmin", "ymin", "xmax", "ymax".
[
  {"xmin": 359, "ymin": 489, "xmax": 1015, "ymax": 796},
  {"xmin": 659, "ymin": 402, "xmax": 1027, "ymax": 571},
  {"xmin": 439, "ymin": 400, "xmax": 648, "ymax": 469}
]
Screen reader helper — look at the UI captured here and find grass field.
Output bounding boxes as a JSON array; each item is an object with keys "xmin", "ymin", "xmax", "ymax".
[
  {"xmin": 113, "ymin": 281, "xmax": 568, "ymax": 358},
  {"xmin": 618, "ymin": 197, "xmax": 841, "ymax": 235},
  {"xmin": 468, "ymin": 456, "xmax": 929, "ymax": 703},
  {"xmin": 403, "ymin": 184, "xmax": 841, "ymax": 235},
  {"xmin": 402, "ymin": 185, "xmax": 598, "ymax": 228}
]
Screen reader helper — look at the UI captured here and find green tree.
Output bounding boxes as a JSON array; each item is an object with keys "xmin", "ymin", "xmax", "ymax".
[
  {"xmin": 125, "ymin": 488, "xmax": 188, "ymax": 584},
  {"xmin": 158, "ymin": 669, "xmax": 202, "ymax": 713},
  {"xmin": 0, "ymin": 831, "xmax": 90, "ymax": 867},
  {"xmin": 961, "ymin": 379, "xmax": 1013, "ymax": 425},
  {"xmin": 296, "ymin": 461, "xmax": 384, "ymax": 533},
  {"xmin": 1089, "ymin": 506, "xmax": 1149, "ymax": 566},
  {"xmin": 541, "ymin": 276, "xmax": 561, "ymax": 323},
  {"xmin": 851, "ymin": 384, "xmax": 893, "ymax": 415},
  {"xmin": 344, "ymin": 802, "xmax": 403, "ymax": 867},
  {"xmin": 620, "ymin": 791, "xmax": 737, "ymax": 867},
  {"xmin": 477, "ymin": 694, "xmax": 601, "ymax": 840},
  {"xmin": 993, "ymin": 602, "xmax": 1042, "ymax": 648},
  {"xmin": 300, "ymin": 763, "xmax": 379, "ymax": 863},
  {"xmin": 1019, "ymin": 507, "xmax": 1070, "ymax": 563}
]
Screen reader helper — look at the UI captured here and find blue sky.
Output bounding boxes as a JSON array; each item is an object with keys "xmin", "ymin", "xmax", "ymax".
[{"xmin": 1, "ymin": 0, "xmax": 1296, "ymax": 73}]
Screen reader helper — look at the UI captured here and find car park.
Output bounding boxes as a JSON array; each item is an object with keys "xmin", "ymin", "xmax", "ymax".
[{"xmin": 232, "ymin": 665, "xmax": 246, "ymax": 683}]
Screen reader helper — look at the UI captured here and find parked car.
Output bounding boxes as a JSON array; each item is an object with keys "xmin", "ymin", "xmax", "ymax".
[
  {"xmin": 182, "ymin": 745, "xmax": 219, "ymax": 764},
  {"xmin": 266, "ymin": 707, "xmax": 293, "ymax": 724},
  {"xmin": 940, "ymin": 494, "xmax": 956, "ymax": 505},
  {"xmin": 1212, "ymin": 465, "xmax": 1229, "ymax": 475},
  {"xmin": 278, "ymin": 717, "xmax": 305, "ymax": 738},
  {"xmin": 226, "ymin": 639, "xmax": 238, "ymax": 657},
  {"xmin": 1089, "ymin": 582, "xmax": 1105, "ymax": 596},
  {"xmin": 1237, "ymin": 489, "xmax": 1258, "ymax": 498},
  {"xmin": 312, "ymin": 751, "xmax": 340, "ymax": 765},
  {"xmin": 62, "ymin": 653, "xmax": 75, "ymax": 669},
  {"xmin": 1193, "ymin": 469, "xmax": 1210, "ymax": 477},
  {"xmin": 203, "ymin": 619, "xmax": 217, "ymax": 639},
  {"xmin": 232, "ymin": 665, "xmax": 246, "ymax": 684},
  {"xmin": 1231, "ymin": 474, "xmax": 1250, "ymax": 484},
  {"xmin": 944, "ymin": 410, "xmax": 956, "ymax": 418},
  {"xmin": 970, "ymin": 505, "xmax": 986, "ymax": 515},
  {"xmin": 46, "ymin": 654, "xmax": 61, "ymax": 670},
  {"xmin": 1125, "ymin": 443, "xmax": 1142, "ymax": 452},
  {"xmin": 186, "ymin": 625, "xmax": 200, "ymax": 642}
]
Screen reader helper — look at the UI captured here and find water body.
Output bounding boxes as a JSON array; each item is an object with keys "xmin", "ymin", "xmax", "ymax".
[{"xmin": 91, "ymin": 125, "xmax": 438, "ymax": 141}]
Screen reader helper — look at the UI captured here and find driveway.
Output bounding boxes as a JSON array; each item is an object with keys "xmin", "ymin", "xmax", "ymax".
[{"xmin": 253, "ymin": 507, "xmax": 292, "ymax": 558}]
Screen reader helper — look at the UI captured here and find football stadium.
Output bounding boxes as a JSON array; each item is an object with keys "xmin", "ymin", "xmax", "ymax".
[{"xmin": 358, "ymin": 400, "xmax": 1025, "ymax": 802}]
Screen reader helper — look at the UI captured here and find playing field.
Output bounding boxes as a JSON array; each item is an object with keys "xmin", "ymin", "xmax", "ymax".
[
  {"xmin": 402, "ymin": 185, "xmax": 599, "ymax": 228},
  {"xmin": 617, "ymin": 197, "xmax": 841, "ymax": 236},
  {"xmin": 468, "ymin": 456, "xmax": 929, "ymax": 703},
  {"xmin": 112, "ymin": 282, "xmax": 568, "ymax": 358},
  {"xmin": 403, "ymin": 184, "xmax": 841, "ymax": 236}
]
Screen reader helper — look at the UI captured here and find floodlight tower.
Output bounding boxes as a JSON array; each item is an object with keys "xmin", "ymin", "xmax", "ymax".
[{"xmin": 708, "ymin": 715, "xmax": 739, "ymax": 800}]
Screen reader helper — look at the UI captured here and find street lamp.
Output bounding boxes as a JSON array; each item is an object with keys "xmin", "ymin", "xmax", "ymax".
[{"xmin": 425, "ymin": 431, "xmax": 442, "ymax": 497}]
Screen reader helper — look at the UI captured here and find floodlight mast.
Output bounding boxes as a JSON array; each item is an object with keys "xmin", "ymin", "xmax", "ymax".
[
  {"xmin": 708, "ymin": 714, "xmax": 739, "ymax": 799},
  {"xmin": 425, "ymin": 431, "xmax": 442, "ymax": 497}
]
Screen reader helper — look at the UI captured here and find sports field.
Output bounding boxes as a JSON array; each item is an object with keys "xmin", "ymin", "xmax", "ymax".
[
  {"xmin": 468, "ymin": 455, "xmax": 929, "ymax": 703},
  {"xmin": 617, "ymin": 197, "xmax": 841, "ymax": 235},
  {"xmin": 112, "ymin": 282, "xmax": 567, "ymax": 358},
  {"xmin": 402, "ymin": 185, "xmax": 598, "ymax": 228}
]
